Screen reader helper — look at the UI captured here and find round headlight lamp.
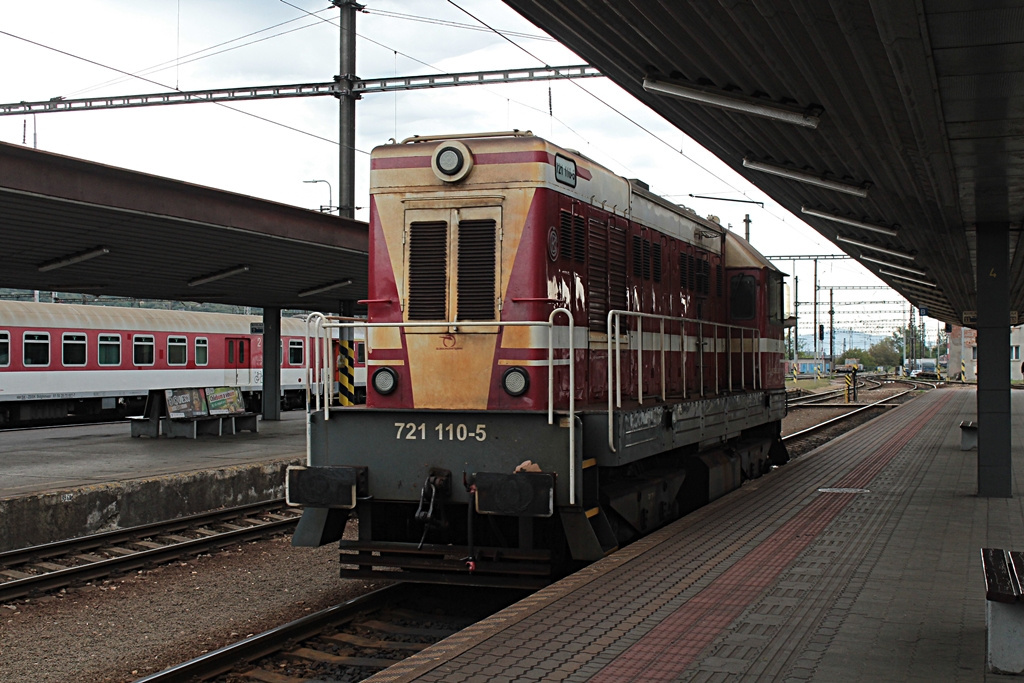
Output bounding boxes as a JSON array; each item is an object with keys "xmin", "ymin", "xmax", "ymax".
[
  {"xmin": 431, "ymin": 140, "xmax": 473, "ymax": 182},
  {"xmin": 502, "ymin": 367, "xmax": 530, "ymax": 397},
  {"xmin": 372, "ymin": 367, "xmax": 398, "ymax": 395}
]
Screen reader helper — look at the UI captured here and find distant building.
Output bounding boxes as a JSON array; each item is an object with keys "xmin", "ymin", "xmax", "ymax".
[{"xmin": 948, "ymin": 325, "xmax": 1024, "ymax": 381}]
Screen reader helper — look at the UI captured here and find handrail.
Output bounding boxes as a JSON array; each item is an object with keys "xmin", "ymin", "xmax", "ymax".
[
  {"xmin": 304, "ymin": 310, "xmax": 579, "ymax": 505},
  {"xmin": 604, "ymin": 310, "xmax": 762, "ymax": 453}
]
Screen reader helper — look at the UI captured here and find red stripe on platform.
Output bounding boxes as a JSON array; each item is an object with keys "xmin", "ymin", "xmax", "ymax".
[{"xmin": 592, "ymin": 391, "xmax": 954, "ymax": 682}]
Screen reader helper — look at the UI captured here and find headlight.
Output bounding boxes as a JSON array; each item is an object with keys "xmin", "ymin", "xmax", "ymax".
[
  {"xmin": 431, "ymin": 140, "xmax": 473, "ymax": 182},
  {"xmin": 502, "ymin": 367, "xmax": 530, "ymax": 396},
  {"xmin": 372, "ymin": 367, "xmax": 398, "ymax": 395}
]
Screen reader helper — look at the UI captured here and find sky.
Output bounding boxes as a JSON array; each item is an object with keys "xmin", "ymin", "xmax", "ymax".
[{"xmin": 0, "ymin": 0, "xmax": 928, "ymax": 345}]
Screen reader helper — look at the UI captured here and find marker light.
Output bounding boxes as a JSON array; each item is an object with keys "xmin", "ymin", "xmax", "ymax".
[
  {"xmin": 372, "ymin": 367, "xmax": 398, "ymax": 395},
  {"xmin": 502, "ymin": 367, "xmax": 530, "ymax": 396}
]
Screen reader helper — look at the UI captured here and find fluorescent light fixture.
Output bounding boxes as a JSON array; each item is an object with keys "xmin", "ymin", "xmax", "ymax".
[
  {"xmin": 37, "ymin": 246, "xmax": 109, "ymax": 272},
  {"xmin": 642, "ymin": 78, "xmax": 820, "ymax": 129},
  {"xmin": 835, "ymin": 235, "xmax": 915, "ymax": 260},
  {"xmin": 298, "ymin": 279, "xmax": 353, "ymax": 297},
  {"xmin": 742, "ymin": 158, "xmax": 869, "ymax": 197},
  {"xmin": 859, "ymin": 255, "xmax": 927, "ymax": 276},
  {"xmin": 800, "ymin": 206, "xmax": 896, "ymax": 236},
  {"xmin": 187, "ymin": 265, "xmax": 250, "ymax": 287},
  {"xmin": 881, "ymin": 270, "xmax": 937, "ymax": 288}
]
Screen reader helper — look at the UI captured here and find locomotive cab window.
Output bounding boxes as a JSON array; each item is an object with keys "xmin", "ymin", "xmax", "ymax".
[
  {"xmin": 98, "ymin": 335, "xmax": 121, "ymax": 366},
  {"xmin": 0, "ymin": 331, "xmax": 9, "ymax": 366},
  {"xmin": 24, "ymin": 332, "xmax": 50, "ymax": 366},
  {"xmin": 195, "ymin": 338, "xmax": 208, "ymax": 366},
  {"xmin": 730, "ymin": 274, "xmax": 758, "ymax": 321},
  {"xmin": 768, "ymin": 272, "xmax": 784, "ymax": 326},
  {"xmin": 289, "ymin": 339, "xmax": 304, "ymax": 365},
  {"xmin": 133, "ymin": 335, "xmax": 155, "ymax": 366},
  {"xmin": 62, "ymin": 333, "xmax": 87, "ymax": 366},
  {"xmin": 167, "ymin": 336, "xmax": 187, "ymax": 366}
]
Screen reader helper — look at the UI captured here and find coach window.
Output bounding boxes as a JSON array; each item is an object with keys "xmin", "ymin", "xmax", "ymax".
[
  {"xmin": 167, "ymin": 336, "xmax": 187, "ymax": 366},
  {"xmin": 98, "ymin": 334, "xmax": 121, "ymax": 366},
  {"xmin": 195, "ymin": 338, "xmax": 208, "ymax": 366},
  {"xmin": 0, "ymin": 331, "xmax": 9, "ymax": 366},
  {"xmin": 356, "ymin": 342, "xmax": 365, "ymax": 364},
  {"xmin": 289, "ymin": 340, "xmax": 304, "ymax": 365},
  {"xmin": 133, "ymin": 335, "xmax": 155, "ymax": 366},
  {"xmin": 62, "ymin": 333, "xmax": 87, "ymax": 366},
  {"xmin": 24, "ymin": 332, "xmax": 50, "ymax": 366}
]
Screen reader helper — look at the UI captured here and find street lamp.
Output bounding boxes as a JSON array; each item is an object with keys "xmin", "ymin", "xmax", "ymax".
[{"xmin": 303, "ymin": 179, "xmax": 334, "ymax": 213}]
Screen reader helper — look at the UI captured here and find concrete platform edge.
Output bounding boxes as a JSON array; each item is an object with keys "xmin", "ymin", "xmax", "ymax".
[{"xmin": 0, "ymin": 458, "xmax": 300, "ymax": 551}]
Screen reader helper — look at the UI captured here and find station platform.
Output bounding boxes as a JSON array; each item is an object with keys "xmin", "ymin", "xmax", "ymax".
[
  {"xmin": 0, "ymin": 412, "xmax": 307, "ymax": 551},
  {"xmin": 368, "ymin": 387, "xmax": 1024, "ymax": 682}
]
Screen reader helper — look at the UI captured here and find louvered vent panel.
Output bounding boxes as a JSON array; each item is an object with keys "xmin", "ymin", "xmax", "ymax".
[
  {"xmin": 715, "ymin": 264, "xmax": 723, "ymax": 297},
  {"xmin": 632, "ymin": 235, "xmax": 643, "ymax": 277},
  {"xmin": 687, "ymin": 254, "xmax": 697, "ymax": 291},
  {"xmin": 573, "ymin": 215, "xmax": 586, "ymax": 262},
  {"xmin": 457, "ymin": 219, "xmax": 497, "ymax": 320},
  {"xmin": 642, "ymin": 240, "xmax": 652, "ymax": 280},
  {"xmin": 609, "ymin": 226, "xmax": 627, "ymax": 311},
  {"xmin": 653, "ymin": 242, "xmax": 662, "ymax": 283},
  {"xmin": 559, "ymin": 211, "xmax": 573, "ymax": 260},
  {"xmin": 680, "ymin": 252, "xmax": 689, "ymax": 291},
  {"xmin": 408, "ymin": 221, "xmax": 448, "ymax": 320},
  {"xmin": 588, "ymin": 220, "xmax": 608, "ymax": 330}
]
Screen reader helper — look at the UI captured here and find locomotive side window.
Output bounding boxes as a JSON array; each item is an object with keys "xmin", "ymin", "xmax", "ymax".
[
  {"xmin": 98, "ymin": 335, "xmax": 121, "ymax": 366},
  {"xmin": 289, "ymin": 339, "xmax": 304, "ymax": 365},
  {"xmin": 456, "ymin": 219, "xmax": 497, "ymax": 320},
  {"xmin": 768, "ymin": 272, "xmax": 784, "ymax": 325},
  {"xmin": 133, "ymin": 335, "xmax": 155, "ymax": 366},
  {"xmin": 24, "ymin": 332, "xmax": 49, "ymax": 366},
  {"xmin": 195, "ymin": 338, "xmax": 208, "ymax": 366},
  {"xmin": 730, "ymin": 274, "xmax": 758, "ymax": 320},
  {"xmin": 0, "ymin": 331, "xmax": 10, "ymax": 366},
  {"xmin": 356, "ymin": 342, "xmax": 365, "ymax": 364},
  {"xmin": 62, "ymin": 333, "xmax": 87, "ymax": 366},
  {"xmin": 407, "ymin": 220, "xmax": 448, "ymax": 320},
  {"xmin": 167, "ymin": 336, "xmax": 187, "ymax": 366}
]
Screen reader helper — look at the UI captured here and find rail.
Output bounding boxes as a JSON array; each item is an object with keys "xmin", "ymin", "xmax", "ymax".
[
  {"xmin": 605, "ymin": 310, "xmax": 762, "ymax": 452},
  {"xmin": 304, "ymin": 309, "xmax": 578, "ymax": 504}
]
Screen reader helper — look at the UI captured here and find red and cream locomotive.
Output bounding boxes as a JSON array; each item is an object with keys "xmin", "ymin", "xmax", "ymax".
[{"xmin": 289, "ymin": 131, "xmax": 789, "ymax": 587}]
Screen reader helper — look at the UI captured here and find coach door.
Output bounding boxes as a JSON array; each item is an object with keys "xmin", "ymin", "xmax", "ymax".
[{"xmin": 226, "ymin": 337, "xmax": 252, "ymax": 387}]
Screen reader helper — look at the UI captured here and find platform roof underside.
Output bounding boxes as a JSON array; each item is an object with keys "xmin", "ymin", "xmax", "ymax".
[{"xmin": 505, "ymin": 1, "xmax": 1024, "ymax": 326}]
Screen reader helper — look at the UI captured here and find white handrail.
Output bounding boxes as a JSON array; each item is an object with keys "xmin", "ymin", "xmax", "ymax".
[{"xmin": 604, "ymin": 310, "xmax": 762, "ymax": 452}]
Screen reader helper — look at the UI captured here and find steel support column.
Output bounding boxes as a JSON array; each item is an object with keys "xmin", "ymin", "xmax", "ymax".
[
  {"xmin": 261, "ymin": 307, "xmax": 282, "ymax": 421},
  {"xmin": 976, "ymin": 223, "xmax": 1012, "ymax": 497},
  {"xmin": 336, "ymin": 1, "xmax": 360, "ymax": 220}
]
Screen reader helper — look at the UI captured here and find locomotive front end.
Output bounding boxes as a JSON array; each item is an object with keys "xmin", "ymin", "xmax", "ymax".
[{"xmin": 288, "ymin": 132, "xmax": 584, "ymax": 587}]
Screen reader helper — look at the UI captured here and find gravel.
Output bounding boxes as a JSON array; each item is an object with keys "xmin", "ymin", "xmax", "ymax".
[
  {"xmin": 0, "ymin": 532, "xmax": 387, "ymax": 682},
  {"xmin": 0, "ymin": 382, "xmax": 928, "ymax": 682}
]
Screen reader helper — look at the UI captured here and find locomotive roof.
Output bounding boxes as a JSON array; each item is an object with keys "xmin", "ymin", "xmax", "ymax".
[
  {"xmin": 0, "ymin": 300, "xmax": 308, "ymax": 334},
  {"xmin": 371, "ymin": 132, "xmax": 732, "ymax": 253}
]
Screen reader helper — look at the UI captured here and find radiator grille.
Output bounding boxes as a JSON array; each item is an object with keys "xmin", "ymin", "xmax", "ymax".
[
  {"xmin": 457, "ymin": 219, "xmax": 497, "ymax": 320},
  {"xmin": 609, "ymin": 225, "xmax": 627, "ymax": 311},
  {"xmin": 408, "ymin": 221, "xmax": 448, "ymax": 320},
  {"xmin": 588, "ymin": 220, "xmax": 608, "ymax": 330}
]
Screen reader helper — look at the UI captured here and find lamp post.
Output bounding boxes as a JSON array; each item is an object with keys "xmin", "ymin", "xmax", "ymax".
[{"xmin": 303, "ymin": 179, "xmax": 334, "ymax": 213}]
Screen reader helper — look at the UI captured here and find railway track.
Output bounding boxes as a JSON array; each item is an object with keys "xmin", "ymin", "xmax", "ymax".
[
  {"xmin": 137, "ymin": 582, "xmax": 525, "ymax": 683},
  {"xmin": 0, "ymin": 499, "xmax": 300, "ymax": 603}
]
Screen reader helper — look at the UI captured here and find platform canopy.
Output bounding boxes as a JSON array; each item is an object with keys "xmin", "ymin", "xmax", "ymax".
[
  {"xmin": 0, "ymin": 141, "xmax": 367, "ymax": 313},
  {"xmin": 505, "ymin": 1, "xmax": 1024, "ymax": 327}
]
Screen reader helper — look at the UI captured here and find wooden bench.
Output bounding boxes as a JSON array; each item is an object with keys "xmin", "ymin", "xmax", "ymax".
[
  {"xmin": 960, "ymin": 420, "xmax": 978, "ymax": 450},
  {"xmin": 980, "ymin": 547, "xmax": 1024, "ymax": 674}
]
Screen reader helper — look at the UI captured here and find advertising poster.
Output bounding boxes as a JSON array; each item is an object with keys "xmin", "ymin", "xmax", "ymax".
[
  {"xmin": 206, "ymin": 387, "xmax": 247, "ymax": 415},
  {"xmin": 164, "ymin": 388, "xmax": 208, "ymax": 419}
]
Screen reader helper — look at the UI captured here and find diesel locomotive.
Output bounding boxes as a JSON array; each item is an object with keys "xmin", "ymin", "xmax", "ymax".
[{"xmin": 288, "ymin": 131, "xmax": 789, "ymax": 588}]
